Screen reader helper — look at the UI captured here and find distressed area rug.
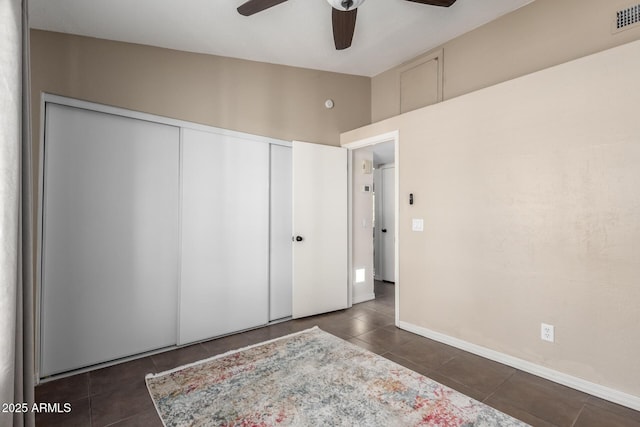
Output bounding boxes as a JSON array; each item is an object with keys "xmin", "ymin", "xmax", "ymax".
[{"xmin": 146, "ymin": 327, "xmax": 528, "ymax": 426}]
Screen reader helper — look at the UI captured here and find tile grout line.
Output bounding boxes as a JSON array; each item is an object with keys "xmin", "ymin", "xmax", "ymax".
[
  {"xmin": 88, "ymin": 374, "xmax": 94, "ymax": 427},
  {"xmin": 481, "ymin": 369, "xmax": 517, "ymax": 404},
  {"xmin": 89, "ymin": 390, "xmax": 94, "ymax": 427},
  {"xmin": 570, "ymin": 404, "xmax": 586, "ymax": 427}
]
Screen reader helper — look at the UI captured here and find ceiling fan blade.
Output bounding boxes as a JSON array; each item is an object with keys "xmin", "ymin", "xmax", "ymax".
[
  {"xmin": 332, "ymin": 8, "xmax": 357, "ymax": 50},
  {"xmin": 405, "ymin": 0, "xmax": 457, "ymax": 7},
  {"xmin": 237, "ymin": 0, "xmax": 288, "ymax": 16}
]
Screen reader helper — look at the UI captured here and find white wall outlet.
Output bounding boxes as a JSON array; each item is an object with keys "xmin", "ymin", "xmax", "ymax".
[
  {"xmin": 412, "ymin": 218, "xmax": 424, "ymax": 232},
  {"xmin": 541, "ymin": 323, "xmax": 555, "ymax": 342}
]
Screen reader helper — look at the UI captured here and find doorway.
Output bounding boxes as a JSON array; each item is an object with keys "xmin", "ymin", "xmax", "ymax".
[{"xmin": 345, "ymin": 131, "xmax": 399, "ymax": 324}]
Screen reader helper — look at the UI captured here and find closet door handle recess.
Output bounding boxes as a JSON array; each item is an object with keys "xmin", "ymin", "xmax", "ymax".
[{"xmin": 381, "ymin": 229, "xmax": 387, "ymax": 233}]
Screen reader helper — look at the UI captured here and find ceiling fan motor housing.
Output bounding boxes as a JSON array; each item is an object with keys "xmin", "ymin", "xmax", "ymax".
[{"xmin": 327, "ymin": 0, "xmax": 365, "ymax": 11}]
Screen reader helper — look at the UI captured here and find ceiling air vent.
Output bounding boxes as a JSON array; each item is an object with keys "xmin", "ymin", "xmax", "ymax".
[{"xmin": 613, "ymin": 4, "xmax": 640, "ymax": 33}]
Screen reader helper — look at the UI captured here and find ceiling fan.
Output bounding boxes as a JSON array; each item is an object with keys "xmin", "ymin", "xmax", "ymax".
[{"xmin": 237, "ymin": 0, "xmax": 458, "ymax": 50}]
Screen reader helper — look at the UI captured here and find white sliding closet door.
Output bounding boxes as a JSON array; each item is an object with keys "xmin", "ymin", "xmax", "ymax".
[
  {"xmin": 270, "ymin": 145, "xmax": 292, "ymax": 321},
  {"xmin": 41, "ymin": 104, "xmax": 179, "ymax": 377},
  {"xmin": 179, "ymin": 129, "xmax": 270, "ymax": 344}
]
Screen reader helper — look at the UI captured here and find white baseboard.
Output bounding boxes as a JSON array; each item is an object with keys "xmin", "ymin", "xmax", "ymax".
[
  {"xmin": 397, "ymin": 320, "xmax": 640, "ymax": 412},
  {"xmin": 352, "ymin": 293, "xmax": 376, "ymax": 304}
]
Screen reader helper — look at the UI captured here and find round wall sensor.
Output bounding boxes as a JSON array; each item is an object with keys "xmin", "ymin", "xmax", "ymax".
[{"xmin": 324, "ymin": 99, "xmax": 334, "ymax": 109}]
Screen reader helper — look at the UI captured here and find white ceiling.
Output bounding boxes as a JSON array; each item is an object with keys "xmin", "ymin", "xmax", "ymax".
[{"xmin": 29, "ymin": 0, "xmax": 533, "ymax": 77}]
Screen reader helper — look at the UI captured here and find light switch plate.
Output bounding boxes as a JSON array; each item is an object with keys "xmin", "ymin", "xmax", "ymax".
[{"xmin": 412, "ymin": 218, "xmax": 424, "ymax": 231}]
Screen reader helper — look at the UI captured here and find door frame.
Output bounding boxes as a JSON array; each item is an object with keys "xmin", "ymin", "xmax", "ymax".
[{"xmin": 343, "ymin": 131, "xmax": 400, "ymax": 325}]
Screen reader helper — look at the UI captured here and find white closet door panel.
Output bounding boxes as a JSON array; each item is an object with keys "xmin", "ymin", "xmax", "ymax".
[
  {"xmin": 270, "ymin": 145, "xmax": 292, "ymax": 321},
  {"xmin": 41, "ymin": 104, "xmax": 179, "ymax": 376},
  {"xmin": 179, "ymin": 129, "xmax": 269, "ymax": 344}
]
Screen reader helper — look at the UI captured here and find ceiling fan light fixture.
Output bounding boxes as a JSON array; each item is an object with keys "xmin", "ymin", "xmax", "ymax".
[{"xmin": 327, "ymin": 0, "xmax": 365, "ymax": 11}]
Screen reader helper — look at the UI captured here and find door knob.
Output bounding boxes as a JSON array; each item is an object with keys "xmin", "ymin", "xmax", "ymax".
[
  {"xmin": 294, "ymin": 235, "xmax": 304, "ymax": 242},
  {"xmin": 381, "ymin": 229, "xmax": 387, "ymax": 233}
]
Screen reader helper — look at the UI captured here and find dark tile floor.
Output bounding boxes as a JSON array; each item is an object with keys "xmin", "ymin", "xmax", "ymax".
[{"xmin": 36, "ymin": 281, "xmax": 640, "ymax": 426}]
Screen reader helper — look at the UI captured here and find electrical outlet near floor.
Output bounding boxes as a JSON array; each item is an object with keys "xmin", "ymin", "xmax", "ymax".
[{"xmin": 541, "ymin": 323, "xmax": 555, "ymax": 342}]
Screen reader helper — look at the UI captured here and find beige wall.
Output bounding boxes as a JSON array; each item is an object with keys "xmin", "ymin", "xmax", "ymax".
[
  {"xmin": 30, "ymin": 30, "xmax": 371, "ymax": 147},
  {"xmin": 342, "ymin": 40, "xmax": 640, "ymax": 399},
  {"xmin": 372, "ymin": 0, "xmax": 640, "ymax": 122}
]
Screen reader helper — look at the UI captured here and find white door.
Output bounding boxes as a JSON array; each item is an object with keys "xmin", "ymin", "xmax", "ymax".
[
  {"xmin": 41, "ymin": 104, "xmax": 179, "ymax": 376},
  {"xmin": 374, "ymin": 168, "xmax": 382, "ymax": 280},
  {"xmin": 179, "ymin": 128, "xmax": 270, "ymax": 344},
  {"xmin": 380, "ymin": 165, "xmax": 395, "ymax": 282},
  {"xmin": 292, "ymin": 141, "xmax": 348, "ymax": 318}
]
